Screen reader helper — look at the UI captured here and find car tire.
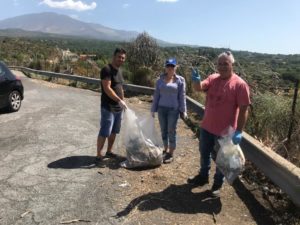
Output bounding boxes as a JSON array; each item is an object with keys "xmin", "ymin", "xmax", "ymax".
[{"xmin": 8, "ymin": 90, "xmax": 22, "ymax": 112}]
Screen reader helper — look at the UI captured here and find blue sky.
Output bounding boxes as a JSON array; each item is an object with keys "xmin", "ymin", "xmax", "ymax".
[{"xmin": 0, "ymin": 0, "xmax": 299, "ymax": 54}]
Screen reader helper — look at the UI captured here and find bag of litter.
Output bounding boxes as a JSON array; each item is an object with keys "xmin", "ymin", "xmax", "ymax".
[
  {"xmin": 216, "ymin": 127, "xmax": 246, "ymax": 184},
  {"xmin": 120, "ymin": 108, "xmax": 163, "ymax": 168}
]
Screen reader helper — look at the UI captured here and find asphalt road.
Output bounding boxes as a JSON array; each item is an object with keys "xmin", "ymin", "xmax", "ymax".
[
  {"xmin": 0, "ymin": 72, "xmax": 124, "ymax": 225},
  {"xmin": 0, "ymin": 72, "xmax": 272, "ymax": 225}
]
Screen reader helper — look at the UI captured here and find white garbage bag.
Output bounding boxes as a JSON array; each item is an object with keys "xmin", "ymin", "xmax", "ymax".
[
  {"xmin": 216, "ymin": 127, "xmax": 246, "ymax": 184},
  {"xmin": 120, "ymin": 108, "xmax": 163, "ymax": 168}
]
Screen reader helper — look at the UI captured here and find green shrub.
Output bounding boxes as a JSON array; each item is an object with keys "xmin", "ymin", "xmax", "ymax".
[
  {"xmin": 122, "ymin": 68, "xmax": 133, "ymax": 82},
  {"xmin": 247, "ymin": 93, "xmax": 293, "ymax": 142},
  {"xmin": 131, "ymin": 67, "xmax": 154, "ymax": 87}
]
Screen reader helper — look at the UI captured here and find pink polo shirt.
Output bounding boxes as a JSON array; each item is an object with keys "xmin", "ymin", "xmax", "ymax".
[{"xmin": 201, "ymin": 73, "xmax": 251, "ymax": 136}]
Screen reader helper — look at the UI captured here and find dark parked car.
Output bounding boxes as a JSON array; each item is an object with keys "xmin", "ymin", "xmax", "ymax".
[{"xmin": 0, "ymin": 61, "xmax": 24, "ymax": 112}]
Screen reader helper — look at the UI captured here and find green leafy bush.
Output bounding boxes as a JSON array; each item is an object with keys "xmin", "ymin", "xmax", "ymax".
[
  {"xmin": 247, "ymin": 93, "xmax": 293, "ymax": 143},
  {"xmin": 131, "ymin": 67, "xmax": 154, "ymax": 87}
]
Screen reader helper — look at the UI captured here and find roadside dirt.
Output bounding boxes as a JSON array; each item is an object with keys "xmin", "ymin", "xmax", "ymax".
[{"xmin": 95, "ymin": 96, "xmax": 300, "ymax": 225}]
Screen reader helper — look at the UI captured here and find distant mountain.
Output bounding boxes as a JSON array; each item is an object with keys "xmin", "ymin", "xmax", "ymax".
[
  {"xmin": 0, "ymin": 12, "xmax": 140, "ymax": 42},
  {"xmin": 0, "ymin": 28, "xmax": 79, "ymax": 39}
]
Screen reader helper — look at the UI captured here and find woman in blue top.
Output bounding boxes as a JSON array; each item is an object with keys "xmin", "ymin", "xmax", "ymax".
[{"xmin": 151, "ymin": 58, "xmax": 187, "ymax": 163}]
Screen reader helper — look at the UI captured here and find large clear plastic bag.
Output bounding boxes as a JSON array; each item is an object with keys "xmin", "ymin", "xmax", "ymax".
[
  {"xmin": 216, "ymin": 127, "xmax": 246, "ymax": 185},
  {"xmin": 120, "ymin": 108, "xmax": 163, "ymax": 168}
]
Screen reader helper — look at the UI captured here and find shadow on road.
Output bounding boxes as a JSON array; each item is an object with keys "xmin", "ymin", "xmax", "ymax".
[
  {"xmin": 48, "ymin": 156, "xmax": 97, "ymax": 169},
  {"xmin": 115, "ymin": 183, "xmax": 222, "ymax": 218},
  {"xmin": 232, "ymin": 179, "xmax": 276, "ymax": 225},
  {"xmin": 48, "ymin": 155, "xmax": 127, "ymax": 170}
]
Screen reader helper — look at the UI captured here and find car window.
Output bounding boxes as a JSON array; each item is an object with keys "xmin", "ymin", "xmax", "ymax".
[{"xmin": 0, "ymin": 64, "xmax": 5, "ymax": 77}]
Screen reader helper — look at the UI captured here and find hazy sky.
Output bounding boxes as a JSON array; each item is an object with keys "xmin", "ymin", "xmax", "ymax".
[{"xmin": 1, "ymin": 0, "xmax": 299, "ymax": 54}]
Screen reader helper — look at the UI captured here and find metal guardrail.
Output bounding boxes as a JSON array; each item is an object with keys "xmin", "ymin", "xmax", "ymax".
[
  {"xmin": 9, "ymin": 66, "xmax": 99, "ymax": 84},
  {"xmin": 10, "ymin": 66, "xmax": 300, "ymax": 207}
]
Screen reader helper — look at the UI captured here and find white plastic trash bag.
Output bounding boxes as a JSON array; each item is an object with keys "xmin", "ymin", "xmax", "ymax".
[
  {"xmin": 120, "ymin": 108, "xmax": 163, "ymax": 168},
  {"xmin": 216, "ymin": 127, "xmax": 246, "ymax": 184}
]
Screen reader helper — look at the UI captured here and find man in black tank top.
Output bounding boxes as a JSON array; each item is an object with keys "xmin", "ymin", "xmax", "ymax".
[{"xmin": 96, "ymin": 48, "xmax": 127, "ymax": 163}]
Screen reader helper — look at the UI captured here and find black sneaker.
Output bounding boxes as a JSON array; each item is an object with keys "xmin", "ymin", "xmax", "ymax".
[
  {"xmin": 105, "ymin": 152, "xmax": 118, "ymax": 158},
  {"xmin": 163, "ymin": 153, "xmax": 173, "ymax": 164},
  {"xmin": 210, "ymin": 183, "xmax": 222, "ymax": 197},
  {"xmin": 187, "ymin": 174, "xmax": 209, "ymax": 186},
  {"xmin": 95, "ymin": 156, "xmax": 103, "ymax": 162},
  {"xmin": 95, "ymin": 156, "xmax": 104, "ymax": 167},
  {"xmin": 162, "ymin": 151, "xmax": 167, "ymax": 158}
]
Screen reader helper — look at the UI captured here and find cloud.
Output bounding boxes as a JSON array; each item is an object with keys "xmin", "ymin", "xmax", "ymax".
[
  {"xmin": 156, "ymin": 0, "xmax": 178, "ymax": 2},
  {"xmin": 122, "ymin": 3, "xmax": 130, "ymax": 9},
  {"xmin": 40, "ymin": 0, "xmax": 97, "ymax": 11}
]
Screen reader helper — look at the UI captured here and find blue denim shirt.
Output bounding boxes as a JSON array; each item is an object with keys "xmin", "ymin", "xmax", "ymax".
[{"xmin": 151, "ymin": 73, "xmax": 187, "ymax": 113}]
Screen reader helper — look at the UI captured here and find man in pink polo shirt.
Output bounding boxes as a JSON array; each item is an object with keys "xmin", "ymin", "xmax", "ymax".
[{"xmin": 187, "ymin": 51, "xmax": 251, "ymax": 197}]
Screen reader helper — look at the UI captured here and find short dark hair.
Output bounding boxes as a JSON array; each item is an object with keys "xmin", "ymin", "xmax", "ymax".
[{"xmin": 114, "ymin": 47, "xmax": 126, "ymax": 56}]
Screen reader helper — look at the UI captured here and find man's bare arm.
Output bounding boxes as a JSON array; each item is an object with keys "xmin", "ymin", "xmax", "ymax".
[
  {"xmin": 101, "ymin": 79, "xmax": 123, "ymax": 102},
  {"xmin": 236, "ymin": 105, "xmax": 249, "ymax": 131}
]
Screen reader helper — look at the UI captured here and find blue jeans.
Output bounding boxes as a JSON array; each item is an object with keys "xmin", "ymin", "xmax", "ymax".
[
  {"xmin": 157, "ymin": 106, "xmax": 179, "ymax": 150},
  {"xmin": 199, "ymin": 128, "xmax": 225, "ymax": 186},
  {"xmin": 98, "ymin": 107, "xmax": 123, "ymax": 137}
]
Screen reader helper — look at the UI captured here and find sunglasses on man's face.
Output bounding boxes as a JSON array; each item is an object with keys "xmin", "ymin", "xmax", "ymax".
[{"xmin": 166, "ymin": 65, "xmax": 175, "ymax": 68}]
